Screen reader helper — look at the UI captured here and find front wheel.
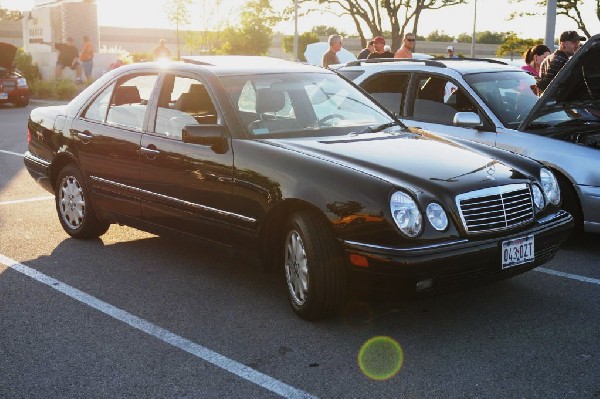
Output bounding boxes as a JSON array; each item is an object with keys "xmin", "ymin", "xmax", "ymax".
[
  {"xmin": 283, "ymin": 210, "xmax": 347, "ymax": 320},
  {"xmin": 55, "ymin": 164, "xmax": 110, "ymax": 239}
]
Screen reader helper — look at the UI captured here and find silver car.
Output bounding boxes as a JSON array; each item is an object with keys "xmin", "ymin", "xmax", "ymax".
[{"xmin": 336, "ymin": 34, "xmax": 600, "ymax": 233}]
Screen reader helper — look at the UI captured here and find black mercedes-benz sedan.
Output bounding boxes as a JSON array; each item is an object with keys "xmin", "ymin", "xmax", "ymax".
[{"xmin": 24, "ymin": 56, "xmax": 573, "ymax": 320}]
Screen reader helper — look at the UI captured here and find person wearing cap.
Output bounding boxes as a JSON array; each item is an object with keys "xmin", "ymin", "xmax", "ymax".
[
  {"xmin": 322, "ymin": 34, "xmax": 343, "ymax": 68},
  {"xmin": 394, "ymin": 33, "xmax": 416, "ymax": 59},
  {"xmin": 357, "ymin": 40, "xmax": 375, "ymax": 59},
  {"xmin": 446, "ymin": 45, "xmax": 458, "ymax": 58},
  {"xmin": 367, "ymin": 36, "xmax": 394, "ymax": 59},
  {"xmin": 537, "ymin": 30, "xmax": 586, "ymax": 93}
]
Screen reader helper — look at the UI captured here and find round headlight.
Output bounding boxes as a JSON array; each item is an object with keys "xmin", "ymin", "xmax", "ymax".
[
  {"xmin": 540, "ymin": 168, "xmax": 560, "ymax": 205},
  {"xmin": 390, "ymin": 191, "xmax": 423, "ymax": 237},
  {"xmin": 531, "ymin": 184, "xmax": 545, "ymax": 210},
  {"xmin": 426, "ymin": 203, "xmax": 448, "ymax": 231}
]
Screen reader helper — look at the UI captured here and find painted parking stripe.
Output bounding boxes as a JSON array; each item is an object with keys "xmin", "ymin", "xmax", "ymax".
[
  {"xmin": 0, "ymin": 149, "xmax": 24, "ymax": 157},
  {"xmin": 536, "ymin": 267, "xmax": 600, "ymax": 285},
  {"xmin": 0, "ymin": 196, "xmax": 54, "ymax": 206},
  {"xmin": 0, "ymin": 254, "xmax": 317, "ymax": 399}
]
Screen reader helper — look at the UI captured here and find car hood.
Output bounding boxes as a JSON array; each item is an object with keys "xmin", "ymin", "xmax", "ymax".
[
  {"xmin": 0, "ymin": 42, "xmax": 17, "ymax": 70},
  {"xmin": 519, "ymin": 33, "xmax": 600, "ymax": 130},
  {"xmin": 278, "ymin": 132, "xmax": 530, "ymax": 192}
]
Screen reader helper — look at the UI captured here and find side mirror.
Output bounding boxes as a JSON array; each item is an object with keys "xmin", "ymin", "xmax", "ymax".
[
  {"xmin": 453, "ymin": 112, "xmax": 482, "ymax": 128},
  {"xmin": 182, "ymin": 124, "xmax": 228, "ymax": 153}
]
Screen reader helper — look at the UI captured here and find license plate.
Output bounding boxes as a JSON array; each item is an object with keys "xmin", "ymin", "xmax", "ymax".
[
  {"xmin": 0, "ymin": 93, "xmax": 7, "ymax": 100},
  {"xmin": 501, "ymin": 235, "xmax": 534, "ymax": 269}
]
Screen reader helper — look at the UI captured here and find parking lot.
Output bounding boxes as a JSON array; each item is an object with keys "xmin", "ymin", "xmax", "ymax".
[{"xmin": 1, "ymin": 102, "xmax": 599, "ymax": 398}]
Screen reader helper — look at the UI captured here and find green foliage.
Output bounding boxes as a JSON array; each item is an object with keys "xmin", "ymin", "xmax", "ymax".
[
  {"xmin": 456, "ymin": 33, "xmax": 472, "ymax": 43},
  {"xmin": 311, "ymin": 25, "xmax": 345, "ymax": 37},
  {"xmin": 426, "ymin": 30, "xmax": 454, "ymax": 42},
  {"xmin": 30, "ymin": 79, "xmax": 79, "ymax": 100},
  {"xmin": 477, "ymin": 31, "xmax": 508, "ymax": 44},
  {"xmin": 14, "ymin": 49, "xmax": 41, "ymax": 83},
  {"xmin": 497, "ymin": 32, "xmax": 543, "ymax": 58},
  {"xmin": 282, "ymin": 32, "xmax": 320, "ymax": 62},
  {"xmin": 214, "ymin": 0, "xmax": 280, "ymax": 55},
  {"xmin": 165, "ymin": 0, "xmax": 192, "ymax": 27}
]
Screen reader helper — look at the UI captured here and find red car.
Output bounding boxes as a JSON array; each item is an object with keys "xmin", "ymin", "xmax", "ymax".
[{"xmin": 0, "ymin": 42, "xmax": 29, "ymax": 107}]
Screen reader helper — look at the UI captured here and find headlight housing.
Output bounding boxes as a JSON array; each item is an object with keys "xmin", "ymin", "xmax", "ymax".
[
  {"xmin": 17, "ymin": 78, "xmax": 27, "ymax": 87},
  {"xmin": 426, "ymin": 202, "xmax": 448, "ymax": 231},
  {"xmin": 531, "ymin": 184, "xmax": 545, "ymax": 210},
  {"xmin": 390, "ymin": 191, "xmax": 423, "ymax": 237},
  {"xmin": 540, "ymin": 168, "xmax": 560, "ymax": 206}
]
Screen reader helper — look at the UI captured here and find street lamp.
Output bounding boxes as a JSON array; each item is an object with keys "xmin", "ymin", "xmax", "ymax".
[
  {"xmin": 470, "ymin": 0, "xmax": 477, "ymax": 57},
  {"xmin": 294, "ymin": 0, "xmax": 299, "ymax": 61}
]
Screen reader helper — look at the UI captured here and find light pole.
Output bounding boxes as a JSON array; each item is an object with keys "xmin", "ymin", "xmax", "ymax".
[
  {"xmin": 293, "ymin": 0, "xmax": 299, "ymax": 61},
  {"xmin": 470, "ymin": 0, "xmax": 477, "ymax": 57}
]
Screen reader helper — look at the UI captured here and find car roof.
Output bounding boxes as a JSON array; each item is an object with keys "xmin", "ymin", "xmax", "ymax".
[
  {"xmin": 339, "ymin": 57, "xmax": 522, "ymax": 76},
  {"xmin": 181, "ymin": 55, "xmax": 329, "ymax": 75}
]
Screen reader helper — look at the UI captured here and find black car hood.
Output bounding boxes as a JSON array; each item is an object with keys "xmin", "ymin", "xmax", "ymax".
[
  {"xmin": 280, "ymin": 132, "xmax": 529, "ymax": 192},
  {"xmin": 0, "ymin": 42, "xmax": 17, "ymax": 70},
  {"xmin": 519, "ymin": 34, "xmax": 600, "ymax": 130}
]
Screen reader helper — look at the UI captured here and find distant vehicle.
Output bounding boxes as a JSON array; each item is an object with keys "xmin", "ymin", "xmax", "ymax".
[
  {"xmin": 336, "ymin": 36, "xmax": 600, "ymax": 234},
  {"xmin": 24, "ymin": 56, "xmax": 572, "ymax": 320},
  {"xmin": 0, "ymin": 42, "xmax": 29, "ymax": 107}
]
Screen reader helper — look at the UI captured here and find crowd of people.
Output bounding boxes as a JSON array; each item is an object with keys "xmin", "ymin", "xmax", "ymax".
[{"xmin": 321, "ymin": 29, "xmax": 587, "ymax": 96}]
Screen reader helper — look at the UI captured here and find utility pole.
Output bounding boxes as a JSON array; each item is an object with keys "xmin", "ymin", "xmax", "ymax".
[
  {"xmin": 470, "ymin": 0, "xmax": 477, "ymax": 57},
  {"xmin": 293, "ymin": 0, "xmax": 299, "ymax": 61},
  {"xmin": 545, "ymin": 0, "xmax": 557, "ymax": 49}
]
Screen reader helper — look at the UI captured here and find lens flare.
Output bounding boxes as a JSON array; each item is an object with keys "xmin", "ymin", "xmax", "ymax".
[{"xmin": 358, "ymin": 336, "xmax": 403, "ymax": 380}]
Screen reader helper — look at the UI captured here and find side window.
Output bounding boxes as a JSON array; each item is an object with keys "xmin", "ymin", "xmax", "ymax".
[
  {"xmin": 83, "ymin": 82, "xmax": 115, "ymax": 122},
  {"xmin": 154, "ymin": 75, "xmax": 217, "ymax": 139},
  {"xmin": 412, "ymin": 74, "xmax": 475, "ymax": 125},
  {"xmin": 106, "ymin": 74, "xmax": 159, "ymax": 130},
  {"xmin": 362, "ymin": 73, "xmax": 409, "ymax": 116}
]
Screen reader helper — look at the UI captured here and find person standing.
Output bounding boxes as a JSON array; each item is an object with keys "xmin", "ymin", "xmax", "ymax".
[
  {"xmin": 51, "ymin": 37, "xmax": 83, "ymax": 83},
  {"xmin": 537, "ymin": 30, "xmax": 586, "ymax": 93},
  {"xmin": 521, "ymin": 44, "xmax": 551, "ymax": 77},
  {"xmin": 153, "ymin": 39, "xmax": 172, "ymax": 60},
  {"xmin": 367, "ymin": 36, "xmax": 394, "ymax": 59},
  {"xmin": 80, "ymin": 35, "xmax": 94, "ymax": 81},
  {"xmin": 322, "ymin": 34, "xmax": 343, "ymax": 68},
  {"xmin": 446, "ymin": 45, "xmax": 458, "ymax": 58},
  {"xmin": 357, "ymin": 40, "xmax": 375, "ymax": 59},
  {"xmin": 394, "ymin": 33, "xmax": 416, "ymax": 59}
]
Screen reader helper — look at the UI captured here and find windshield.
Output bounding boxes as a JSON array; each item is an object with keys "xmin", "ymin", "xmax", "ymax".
[
  {"xmin": 220, "ymin": 72, "xmax": 394, "ymax": 137},
  {"xmin": 464, "ymin": 70, "xmax": 539, "ymax": 129}
]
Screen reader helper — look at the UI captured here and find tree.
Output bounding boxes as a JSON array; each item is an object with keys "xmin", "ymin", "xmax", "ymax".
[
  {"xmin": 510, "ymin": 0, "xmax": 600, "ymax": 38},
  {"xmin": 427, "ymin": 30, "xmax": 454, "ymax": 42},
  {"xmin": 165, "ymin": 0, "xmax": 193, "ymax": 60},
  {"xmin": 0, "ymin": 8, "xmax": 22, "ymax": 21},
  {"xmin": 215, "ymin": 0, "xmax": 280, "ymax": 55},
  {"xmin": 477, "ymin": 31, "xmax": 508, "ymax": 44},
  {"xmin": 496, "ymin": 32, "xmax": 541, "ymax": 59},
  {"xmin": 288, "ymin": 0, "xmax": 466, "ymax": 50},
  {"xmin": 311, "ymin": 25, "xmax": 346, "ymax": 37},
  {"xmin": 282, "ymin": 32, "xmax": 320, "ymax": 61}
]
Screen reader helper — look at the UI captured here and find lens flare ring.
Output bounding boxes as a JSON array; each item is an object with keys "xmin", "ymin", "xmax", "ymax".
[{"xmin": 358, "ymin": 336, "xmax": 404, "ymax": 380}]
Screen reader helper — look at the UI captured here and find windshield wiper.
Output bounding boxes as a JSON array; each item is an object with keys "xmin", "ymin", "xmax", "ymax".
[
  {"xmin": 359, "ymin": 122, "xmax": 399, "ymax": 134},
  {"xmin": 554, "ymin": 119, "xmax": 600, "ymax": 127}
]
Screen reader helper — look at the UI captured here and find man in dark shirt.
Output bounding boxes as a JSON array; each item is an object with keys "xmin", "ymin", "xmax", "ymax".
[
  {"xmin": 357, "ymin": 40, "xmax": 375, "ymax": 59},
  {"xmin": 537, "ymin": 30, "xmax": 586, "ymax": 93},
  {"xmin": 367, "ymin": 36, "xmax": 394, "ymax": 59},
  {"xmin": 54, "ymin": 37, "xmax": 83, "ymax": 83}
]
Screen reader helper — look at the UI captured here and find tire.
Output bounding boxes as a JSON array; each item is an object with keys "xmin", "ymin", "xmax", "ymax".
[
  {"xmin": 55, "ymin": 164, "xmax": 110, "ymax": 239},
  {"xmin": 16, "ymin": 98, "xmax": 29, "ymax": 107},
  {"xmin": 283, "ymin": 210, "xmax": 347, "ymax": 320}
]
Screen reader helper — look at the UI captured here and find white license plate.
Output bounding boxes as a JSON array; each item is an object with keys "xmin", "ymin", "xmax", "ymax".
[
  {"xmin": 0, "ymin": 93, "xmax": 7, "ymax": 100},
  {"xmin": 501, "ymin": 235, "xmax": 535, "ymax": 269}
]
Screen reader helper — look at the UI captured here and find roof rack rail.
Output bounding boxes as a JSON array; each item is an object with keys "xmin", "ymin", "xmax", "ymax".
[
  {"xmin": 345, "ymin": 58, "xmax": 447, "ymax": 68},
  {"xmin": 442, "ymin": 57, "xmax": 510, "ymax": 65},
  {"xmin": 181, "ymin": 57, "xmax": 214, "ymax": 66}
]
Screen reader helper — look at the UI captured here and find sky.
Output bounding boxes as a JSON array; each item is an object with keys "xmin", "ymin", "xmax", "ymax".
[{"xmin": 1, "ymin": 0, "xmax": 599, "ymax": 40}]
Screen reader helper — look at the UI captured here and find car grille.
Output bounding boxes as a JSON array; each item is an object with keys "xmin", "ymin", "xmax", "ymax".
[
  {"xmin": 1, "ymin": 81, "xmax": 16, "ymax": 92},
  {"xmin": 456, "ymin": 184, "xmax": 534, "ymax": 233}
]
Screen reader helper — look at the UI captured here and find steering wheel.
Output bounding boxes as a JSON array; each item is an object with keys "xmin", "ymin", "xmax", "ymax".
[{"xmin": 318, "ymin": 114, "xmax": 345, "ymax": 126}]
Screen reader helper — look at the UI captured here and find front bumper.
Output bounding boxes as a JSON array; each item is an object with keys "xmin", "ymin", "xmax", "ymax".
[{"xmin": 343, "ymin": 210, "xmax": 574, "ymax": 297}]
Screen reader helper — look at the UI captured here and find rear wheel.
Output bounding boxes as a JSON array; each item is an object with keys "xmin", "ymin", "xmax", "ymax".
[
  {"xmin": 283, "ymin": 210, "xmax": 347, "ymax": 320},
  {"xmin": 55, "ymin": 164, "xmax": 110, "ymax": 239}
]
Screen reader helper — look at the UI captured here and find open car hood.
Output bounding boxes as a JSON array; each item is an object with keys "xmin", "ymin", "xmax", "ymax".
[
  {"xmin": 0, "ymin": 42, "xmax": 17, "ymax": 70},
  {"xmin": 519, "ymin": 33, "xmax": 600, "ymax": 130}
]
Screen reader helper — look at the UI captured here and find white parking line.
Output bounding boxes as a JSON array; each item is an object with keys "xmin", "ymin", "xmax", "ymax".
[
  {"xmin": 0, "ymin": 149, "xmax": 24, "ymax": 157},
  {"xmin": 0, "ymin": 196, "xmax": 54, "ymax": 206},
  {"xmin": 536, "ymin": 267, "xmax": 600, "ymax": 285},
  {"xmin": 0, "ymin": 254, "xmax": 317, "ymax": 399}
]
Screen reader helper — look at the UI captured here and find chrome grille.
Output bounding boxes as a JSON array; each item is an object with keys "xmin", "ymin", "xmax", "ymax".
[{"xmin": 456, "ymin": 184, "xmax": 534, "ymax": 233}]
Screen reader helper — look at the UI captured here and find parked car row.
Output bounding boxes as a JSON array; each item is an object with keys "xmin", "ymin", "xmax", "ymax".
[
  {"xmin": 24, "ymin": 54, "xmax": 575, "ymax": 320},
  {"xmin": 335, "ymin": 33, "xmax": 600, "ymax": 234}
]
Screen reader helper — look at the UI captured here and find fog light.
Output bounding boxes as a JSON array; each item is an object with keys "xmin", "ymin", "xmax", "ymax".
[{"xmin": 415, "ymin": 279, "xmax": 433, "ymax": 292}]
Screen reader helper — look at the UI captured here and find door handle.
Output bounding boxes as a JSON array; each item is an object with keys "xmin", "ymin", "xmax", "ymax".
[
  {"xmin": 141, "ymin": 145, "xmax": 160, "ymax": 159},
  {"xmin": 72, "ymin": 129, "xmax": 93, "ymax": 143}
]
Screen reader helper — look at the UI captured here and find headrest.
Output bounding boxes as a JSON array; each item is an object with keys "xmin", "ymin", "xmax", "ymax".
[
  {"xmin": 113, "ymin": 86, "xmax": 141, "ymax": 106},
  {"xmin": 256, "ymin": 88, "xmax": 285, "ymax": 113}
]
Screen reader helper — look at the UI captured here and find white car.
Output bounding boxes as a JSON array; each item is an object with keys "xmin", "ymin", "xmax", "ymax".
[{"xmin": 336, "ymin": 35, "xmax": 600, "ymax": 234}]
